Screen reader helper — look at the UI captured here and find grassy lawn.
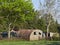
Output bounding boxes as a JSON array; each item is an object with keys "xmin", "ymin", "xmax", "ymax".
[{"xmin": 0, "ymin": 40, "xmax": 60, "ymax": 45}]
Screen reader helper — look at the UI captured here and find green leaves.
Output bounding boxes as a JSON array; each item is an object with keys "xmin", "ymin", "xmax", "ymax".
[{"xmin": 0, "ymin": 0, "xmax": 36, "ymax": 31}]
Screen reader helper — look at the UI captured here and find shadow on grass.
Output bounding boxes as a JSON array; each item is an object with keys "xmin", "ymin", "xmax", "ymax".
[{"xmin": 47, "ymin": 42, "xmax": 60, "ymax": 45}]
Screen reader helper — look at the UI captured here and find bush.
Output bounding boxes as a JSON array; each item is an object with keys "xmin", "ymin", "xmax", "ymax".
[{"xmin": 51, "ymin": 37, "xmax": 60, "ymax": 41}]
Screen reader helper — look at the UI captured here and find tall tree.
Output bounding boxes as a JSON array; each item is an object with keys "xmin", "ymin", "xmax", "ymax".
[
  {"xmin": 0, "ymin": 0, "xmax": 36, "ymax": 38},
  {"xmin": 39, "ymin": 0, "xmax": 56, "ymax": 37}
]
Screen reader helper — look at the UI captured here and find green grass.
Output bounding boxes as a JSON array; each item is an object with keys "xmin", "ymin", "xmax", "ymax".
[{"xmin": 0, "ymin": 40, "xmax": 60, "ymax": 45}]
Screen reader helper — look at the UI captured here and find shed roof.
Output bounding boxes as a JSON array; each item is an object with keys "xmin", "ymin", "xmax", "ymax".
[
  {"xmin": 19, "ymin": 29, "xmax": 33, "ymax": 40},
  {"xmin": 19, "ymin": 29, "xmax": 32, "ymax": 36},
  {"xmin": 13, "ymin": 29, "xmax": 43, "ymax": 40}
]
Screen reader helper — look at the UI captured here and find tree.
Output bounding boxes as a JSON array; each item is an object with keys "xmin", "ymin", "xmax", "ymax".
[
  {"xmin": 36, "ymin": 18, "xmax": 46, "ymax": 32},
  {"xmin": 0, "ymin": 0, "xmax": 36, "ymax": 38},
  {"xmin": 57, "ymin": 24, "xmax": 60, "ymax": 36},
  {"xmin": 49, "ymin": 20, "xmax": 58, "ymax": 32},
  {"xmin": 38, "ymin": 0, "xmax": 56, "ymax": 37}
]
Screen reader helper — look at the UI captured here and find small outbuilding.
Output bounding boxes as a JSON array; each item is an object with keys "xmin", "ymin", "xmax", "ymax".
[{"xmin": 15, "ymin": 29, "xmax": 44, "ymax": 40}]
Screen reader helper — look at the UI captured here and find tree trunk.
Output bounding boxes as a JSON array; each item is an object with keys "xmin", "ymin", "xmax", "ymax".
[
  {"xmin": 47, "ymin": 23, "xmax": 50, "ymax": 38},
  {"xmin": 47, "ymin": 20, "xmax": 51, "ymax": 38},
  {"xmin": 8, "ymin": 23, "xmax": 12, "ymax": 39}
]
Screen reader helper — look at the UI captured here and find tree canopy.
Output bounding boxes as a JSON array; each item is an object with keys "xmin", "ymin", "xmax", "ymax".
[{"xmin": 0, "ymin": 0, "xmax": 36, "ymax": 31}]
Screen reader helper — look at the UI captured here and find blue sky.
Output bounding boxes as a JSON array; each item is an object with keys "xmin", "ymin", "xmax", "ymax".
[
  {"xmin": 32, "ymin": 0, "xmax": 45, "ymax": 10},
  {"xmin": 32, "ymin": 0, "xmax": 40, "ymax": 10},
  {"xmin": 32, "ymin": 0, "xmax": 60, "ymax": 24}
]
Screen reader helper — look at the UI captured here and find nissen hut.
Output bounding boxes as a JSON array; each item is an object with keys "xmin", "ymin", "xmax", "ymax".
[{"xmin": 14, "ymin": 29, "xmax": 44, "ymax": 40}]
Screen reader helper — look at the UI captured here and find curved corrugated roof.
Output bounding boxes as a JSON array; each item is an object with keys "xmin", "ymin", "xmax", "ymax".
[
  {"xmin": 13, "ymin": 29, "xmax": 43, "ymax": 40},
  {"xmin": 19, "ymin": 29, "xmax": 33, "ymax": 40}
]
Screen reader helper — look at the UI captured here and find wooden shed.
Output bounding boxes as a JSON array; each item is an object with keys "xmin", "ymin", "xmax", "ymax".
[{"xmin": 15, "ymin": 29, "xmax": 43, "ymax": 40}]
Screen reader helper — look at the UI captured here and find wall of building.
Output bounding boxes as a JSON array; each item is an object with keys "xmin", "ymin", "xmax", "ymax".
[{"xmin": 30, "ymin": 30, "xmax": 43, "ymax": 40}]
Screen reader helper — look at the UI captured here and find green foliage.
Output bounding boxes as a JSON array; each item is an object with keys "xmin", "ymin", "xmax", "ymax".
[
  {"xmin": 49, "ymin": 21, "xmax": 58, "ymax": 32},
  {"xmin": 0, "ymin": 0, "xmax": 36, "ymax": 31},
  {"xmin": 36, "ymin": 18, "xmax": 46, "ymax": 32},
  {"xmin": 0, "ymin": 0, "xmax": 59, "ymax": 33},
  {"xmin": 41, "ymin": 13, "xmax": 59, "ymax": 32},
  {"xmin": 51, "ymin": 37, "xmax": 60, "ymax": 41},
  {"xmin": 57, "ymin": 24, "xmax": 60, "ymax": 32}
]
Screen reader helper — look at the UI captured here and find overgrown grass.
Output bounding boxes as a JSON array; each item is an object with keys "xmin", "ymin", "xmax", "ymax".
[{"xmin": 0, "ymin": 39, "xmax": 60, "ymax": 45}]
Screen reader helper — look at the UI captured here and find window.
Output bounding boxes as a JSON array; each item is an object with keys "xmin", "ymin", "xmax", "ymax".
[
  {"xmin": 39, "ymin": 32, "xmax": 41, "ymax": 35},
  {"xmin": 34, "ymin": 32, "xmax": 36, "ymax": 35}
]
